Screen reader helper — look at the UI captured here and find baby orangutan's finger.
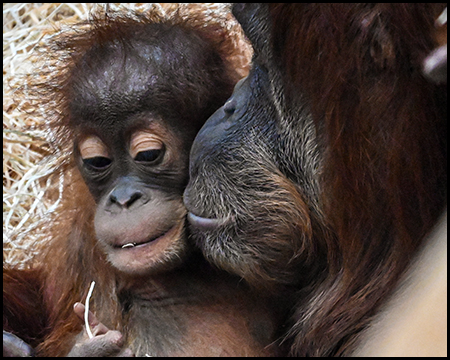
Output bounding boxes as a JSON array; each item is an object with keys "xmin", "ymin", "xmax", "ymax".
[{"xmin": 73, "ymin": 302, "xmax": 110, "ymax": 336}]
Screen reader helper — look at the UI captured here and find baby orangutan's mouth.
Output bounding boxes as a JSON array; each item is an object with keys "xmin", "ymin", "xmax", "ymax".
[
  {"xmin": 121, "ymin": 242, "xmax": 137, "ymax": 249},
  {"xmin": 114, "ymin": 226, "xmax": 176, "ymax": 250},
  {"xmin": 116, "ymin": 238, "xmax": 152, "ymax": 250}
]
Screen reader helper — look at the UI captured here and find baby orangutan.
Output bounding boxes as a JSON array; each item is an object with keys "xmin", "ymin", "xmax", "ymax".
[{"xmin": 3, "ymin": 10, "xmax": 280, "ymax": 357}]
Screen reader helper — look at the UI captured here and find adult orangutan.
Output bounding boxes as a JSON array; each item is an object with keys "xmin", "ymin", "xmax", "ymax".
[{"xmin": 184, "ymin": 3, "xmax": 447, "ymax": 356}]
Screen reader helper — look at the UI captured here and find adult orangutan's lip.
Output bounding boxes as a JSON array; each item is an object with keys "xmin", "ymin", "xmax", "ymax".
[{"xmin": 187, "ymin": 212, "xmax": 230, "ymax": 231}]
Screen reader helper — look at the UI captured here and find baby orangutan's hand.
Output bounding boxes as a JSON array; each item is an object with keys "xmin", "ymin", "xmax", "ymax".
[{"xmin": 67, "ymin": 302, "xmax": 134, "ymax": 357}]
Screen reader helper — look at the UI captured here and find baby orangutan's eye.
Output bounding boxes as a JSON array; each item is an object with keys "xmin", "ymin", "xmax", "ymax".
[
  {"xmin": 134, "ymin": 149, "xmax": 163, "ymax": 163},
  {"xmin": 79, "ymin": 136, "xmax": 111, "ymax": 170},
  {"xmin": 130, "ymin": 131, "xmax": 165, "ymax": 164}
]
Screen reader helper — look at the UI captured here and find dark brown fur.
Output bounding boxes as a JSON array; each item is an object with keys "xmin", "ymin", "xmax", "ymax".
[
  {"xmin": 184, "ymin": 3, "xmax": 446, "ymax": 356},
  {"xmin": 3, "ymin": 269, "xmax": 48, "ymax": 349},
  {"xmin": 269, "ymin": 4, "xmax": 446, "ymax": 355}
]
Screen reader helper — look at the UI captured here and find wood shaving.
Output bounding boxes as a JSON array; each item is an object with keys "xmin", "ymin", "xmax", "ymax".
[{"xmin": 85, "ymin": 280, "xmax": 96, "ymax": 339}]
